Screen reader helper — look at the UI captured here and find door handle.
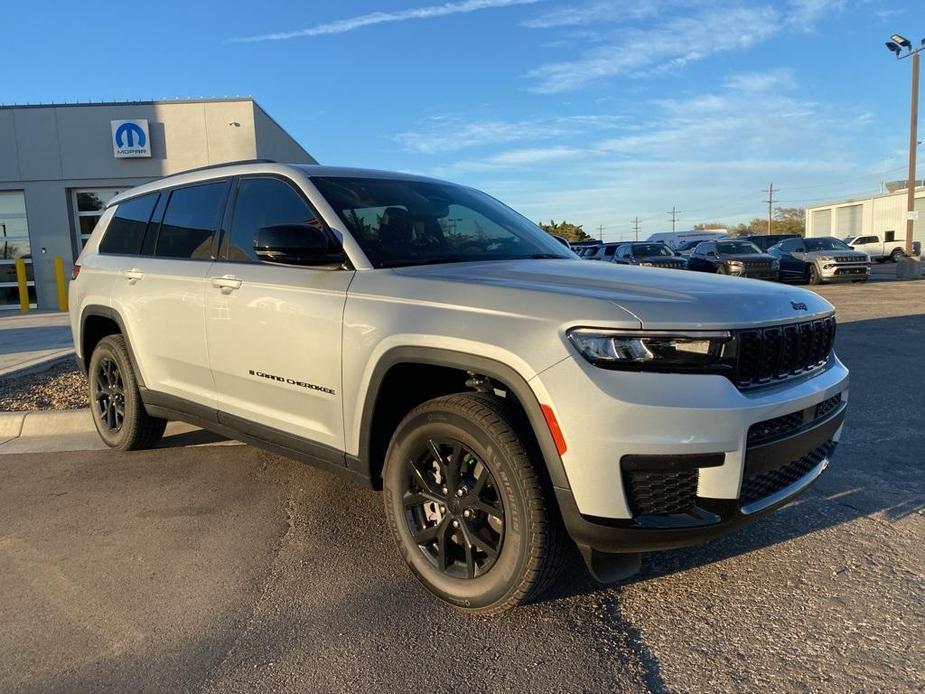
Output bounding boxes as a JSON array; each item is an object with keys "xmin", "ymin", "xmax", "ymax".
[
  {"xmin": 124, "ymin": 268, "xmax": 144, "ymax": 284},
  {"xmin": 211, "ymin": 275, "xmax": 243, "ymax": 293}
]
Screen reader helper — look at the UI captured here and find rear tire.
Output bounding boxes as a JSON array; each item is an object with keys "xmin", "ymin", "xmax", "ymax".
[
  {"xmin": 382, "ymin": 393, "xmax": 567, "ymax": 615},
  {"xmin": 87, "ymin": 335, "xmax": 166, "ymax": 451},
  {"xmin": 890, "ymin": 248, "xmax": 905, "ymax": 262}
]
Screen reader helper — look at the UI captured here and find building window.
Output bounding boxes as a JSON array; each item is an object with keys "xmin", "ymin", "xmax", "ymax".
[
  {"xmin": 72, "ymin": 188, "xmax": 124, "ymax": 251},
  {"xmin": 0, "ymin": 191, "xmax": 35, "ymax": 310}
]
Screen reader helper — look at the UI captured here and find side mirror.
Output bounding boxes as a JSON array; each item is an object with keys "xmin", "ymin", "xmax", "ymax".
[
  {"xmin": 253, "ymin": 223, "xmax": 344, "ymax": 266},
  {"xmin": 707, "ymin": 251, "xmax": 717, "ymax": 257}
]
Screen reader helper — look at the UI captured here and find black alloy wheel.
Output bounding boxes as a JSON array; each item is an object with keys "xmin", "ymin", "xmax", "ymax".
[
  {"xmin": 94, "ymin": 357, "xmax": 125, "ymax": 432},
  {"xmin": 402, "ymin": 438, "xmax": 504, "ymax": 579}
]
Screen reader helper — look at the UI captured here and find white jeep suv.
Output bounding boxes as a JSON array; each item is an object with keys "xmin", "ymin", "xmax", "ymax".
[{"xmin": 70, "ymin": 161, "xmax": 849, "ymax": 614}]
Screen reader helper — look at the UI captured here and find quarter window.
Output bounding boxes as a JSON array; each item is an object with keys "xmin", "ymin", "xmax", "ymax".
[
  {"xmin": 226, "ymin": 178, "xmax": 320, "ymax": 262},
  {"xmin": 99, "ymin": 193, "xmax": 159, "ymax": 255},
  {"xmin": 154, "ymin": 182, "xmax": 229, "ymax": 260},
  {"xmin": 73, "ymin": 189, "xmax": 124, "ymax": 251}
]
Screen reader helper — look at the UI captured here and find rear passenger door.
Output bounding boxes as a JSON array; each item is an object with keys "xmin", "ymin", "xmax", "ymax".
[
  {"xmin": 204, "ymin": 175, "xmax": 354, "ymax": 452},
  {"xmin": 110, "ymin": 180, "xmax": 230, "ymax": 409}
]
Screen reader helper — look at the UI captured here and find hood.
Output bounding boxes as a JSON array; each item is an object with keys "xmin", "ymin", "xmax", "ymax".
[
  {"xmin": 391, "ymin": 259, "xmax": 834, "ymax": 330},
  {"xmin": 718, "ymin": 253, "xmax": 777, "ymax": 262}
]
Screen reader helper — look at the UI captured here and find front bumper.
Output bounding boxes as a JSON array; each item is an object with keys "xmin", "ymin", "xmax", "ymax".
[
  {"xmin": 531, "ymin": 353, "xmax": 849, "ymax": 553},
  {"xmin": 819, "ymin": 262, "xmax": 869, "ymax": 281}
]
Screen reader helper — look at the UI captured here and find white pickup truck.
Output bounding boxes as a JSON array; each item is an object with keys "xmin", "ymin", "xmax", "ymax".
[{"xmin": 845, "ymin": 234, "xmax": 920, "ymax": 263}]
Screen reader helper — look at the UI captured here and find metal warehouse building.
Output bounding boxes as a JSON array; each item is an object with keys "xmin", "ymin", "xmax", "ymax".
[
  {"xmin": 0, "ymin": 98, "xmax": 315, "ymax": 311},
  {"xmin": 805, "ymin": 184, "xmax": 925, "ymax": 243}
]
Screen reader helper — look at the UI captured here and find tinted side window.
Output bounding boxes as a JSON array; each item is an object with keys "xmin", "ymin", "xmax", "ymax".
[
  {"xmin": 227, "ymin": 178, "xmax": 320, "ymax": 262},
  {"xmin": 99, "ymin": 193, "xmax": 158, "ymax": 255},
  {"xmin": 605, "ymin": 245, "xmax": 617, "ymax": 257},
  {"xmin": 155, "ymin": 182, "xmax": 228, "ymax": 259}
]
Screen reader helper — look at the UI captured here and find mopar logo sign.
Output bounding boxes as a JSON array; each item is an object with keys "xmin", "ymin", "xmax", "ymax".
[{"xmin": 111, "ymin": 119, "xmax": 151, "ymax": 158}]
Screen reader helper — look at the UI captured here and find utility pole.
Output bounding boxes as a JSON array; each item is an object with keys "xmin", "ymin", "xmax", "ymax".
[
  {"xmin": 884, "ymin": 33, "xmax": 923, "ymax": 258},
  {"xmin": 632, "ymin": 217, "xmax": 641, "ymax": 241},
  {"xmin": 904, "ymin": 50, "xmax": 919, "ymax": 257},
  {"xmin": 666, "ymin": 206, "xmax": 680, "ymax": 232},
  {"xmin": 762, "ymin": 183, "xmax": 775, "ymax": 235},
  {"xmin": 598, "ymin": 224, "xmax": 604, "ymax": 242}
]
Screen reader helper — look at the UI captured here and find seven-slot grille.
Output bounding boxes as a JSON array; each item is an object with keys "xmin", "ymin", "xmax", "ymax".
[
  {"xmin": 743, "ymin": 260, "xmax": 773, "ymax": 270},
  {"xmin": 733, "ymin": 317, "xmax": 835, "ymax": 388},
  {"xmin": 833, "ymin": 255, "xmax": 866, "ymax": 264}
]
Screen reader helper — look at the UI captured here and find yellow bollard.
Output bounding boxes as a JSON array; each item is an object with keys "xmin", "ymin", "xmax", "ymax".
[
  {"xmin": 15, "ymin": 257, "xmax": 28, "ymax": 313},
  {"xmin": 54, "ymin": 256, "xmax": 68, "ymax": 311}
]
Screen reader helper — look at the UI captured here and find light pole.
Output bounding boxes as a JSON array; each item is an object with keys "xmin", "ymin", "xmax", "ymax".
[{"xmin": 885, "ymin": 34, "xmax": 923, "ymax": 258}]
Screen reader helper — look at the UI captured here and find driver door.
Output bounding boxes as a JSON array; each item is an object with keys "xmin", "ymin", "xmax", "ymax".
[{"xmin": 204, "ymin": 175, "xmax": 354, "ymax": 451}]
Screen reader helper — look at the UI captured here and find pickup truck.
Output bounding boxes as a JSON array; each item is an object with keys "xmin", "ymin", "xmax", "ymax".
[{"xmin": 845, "ymin": 234, "xmax": 920, "ymax": 263}]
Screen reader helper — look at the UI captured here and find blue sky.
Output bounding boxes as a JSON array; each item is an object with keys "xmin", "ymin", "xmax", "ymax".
[{"xmin": 4, "ymin": 0, "xmax": 922, "ymax": 241}]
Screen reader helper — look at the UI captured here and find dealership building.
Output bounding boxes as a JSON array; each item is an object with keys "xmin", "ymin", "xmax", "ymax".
[
  {"xmin": 804, "ymin": 183, "xmax": 925, "ymax": 245},
  {"xmin": 0, "ymin": 98, "xmax": 316, "ymax": 311}
]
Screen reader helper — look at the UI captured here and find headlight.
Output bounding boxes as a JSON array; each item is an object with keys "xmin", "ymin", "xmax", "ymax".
[
  {"xmin": 771, "ymin": 260, "xmax": 780, "ymax": 269},
  {"xmin": 567, "ymin": 328, "xmax": 734, "ymax": 373},
  {"xmin": 639, "ymin": 262, "xmax": 653, "ymax": 267},
  {"xmin": 817, "ymin": 255, "xmax": 834, "ymax": 261},
  {"xmin": 727, "ymin": 260, "xmax": 744, "ymax": 266}
]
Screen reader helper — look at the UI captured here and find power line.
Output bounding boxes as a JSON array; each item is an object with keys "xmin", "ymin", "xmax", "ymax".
[{"xmin": 631, "ymin": 216, "xmax": 641, "ymax": 241}]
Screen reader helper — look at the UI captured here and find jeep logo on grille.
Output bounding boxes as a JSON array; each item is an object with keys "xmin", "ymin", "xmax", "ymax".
[{"xmin": 791, "ymin": 301, "xmax": 808, "ymax": 311}]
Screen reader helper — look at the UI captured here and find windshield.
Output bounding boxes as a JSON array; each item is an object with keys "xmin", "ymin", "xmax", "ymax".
[
  {"xmin": 805, "ymin": 237, "xmax": 851, "ymax": 251},
  {"xmin": 631, "ymin": 243, "xmax": 673, "ymax": 257},
  {"xmin": 717, "ymin": 240, "xmax": 762, "ymax": 255},
  {"xmin": 311, "ymin": 176, "xmax": 574, "ymax": 268}
]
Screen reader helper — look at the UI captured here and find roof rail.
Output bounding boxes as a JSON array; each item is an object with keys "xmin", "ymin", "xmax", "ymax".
[{"xmin": 166, "ymin": 158, "xmax": 278, "ymax": 177}]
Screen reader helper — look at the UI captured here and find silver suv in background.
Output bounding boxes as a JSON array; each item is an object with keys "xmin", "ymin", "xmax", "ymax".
[
  {"xmin": 769, "ymin": 236, "xmax": 870, "ymax": 284},
  {"xmin": 70, "ymin": 162, "xmax": 849, "ymax": 614}
]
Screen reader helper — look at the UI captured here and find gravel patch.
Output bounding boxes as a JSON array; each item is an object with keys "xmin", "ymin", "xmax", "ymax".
[{"xmin": 0, "ymin": 357, "xmax": 88, "ymax": 412}]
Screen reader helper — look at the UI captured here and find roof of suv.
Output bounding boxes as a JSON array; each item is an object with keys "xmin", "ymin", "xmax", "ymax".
[{"xmin": 106, "ymin": 161, "xmax": 452, "ymax": 208}]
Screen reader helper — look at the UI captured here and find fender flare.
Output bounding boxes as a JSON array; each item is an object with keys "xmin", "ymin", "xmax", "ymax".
[
  {"xmin": 356, "ymin": 346, "xmax": 570, "ymax": 491},
  {"xmin": 78, "ymin": 304, "xmax": 145, "ymax": 388}
]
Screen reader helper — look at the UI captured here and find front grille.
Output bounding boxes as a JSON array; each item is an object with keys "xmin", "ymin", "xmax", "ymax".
[
  {"xmin": 744, "ymin": 260, "xmax": 772, "ymax": 270},
  {"xmin": 834, "ymin": 255, "xmax": 865, "ymax": 264},
  {"xmin": 733, "ymin": 317, "xmax": 836, "ymax": 388},
  {"xmin": 622, "ymin": 469, "xmax": 697, "ymax": 516},
  {"xmin": 747, "ymin": 411, "xmax": 804, "ymax": 445},
  {"xmin": 814, "ymin": 393, "xmax": 842, "ymax": 419},
  {"xmin": 740, "ymin": 441, "xmax": 833, "ymax": 505}
]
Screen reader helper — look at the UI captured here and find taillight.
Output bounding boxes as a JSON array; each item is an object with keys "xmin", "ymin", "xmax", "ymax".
[{"xmin": 71, "ymin": 264, "xmax": 81, "ymax": 280}]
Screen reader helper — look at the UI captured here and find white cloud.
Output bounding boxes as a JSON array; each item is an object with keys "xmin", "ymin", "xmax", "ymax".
[
  {"xmin": 522, "ymin": 0, "xmax": 667, "ymax": 28},
  {"xmin": 396, "ymin": 113, "xmax": 626, "ymax": 153},
  {"xmin": 231, "ymin": 0, "xmax": 539, "ymax": 42},
  {"xmin": 525, "ymin": 4, "xmax": 781, "ymax": 93},
  {"xmin": 723, "ymin": 68, "xmax": 796, "ymax": 93},
  {"xmin": 786, "ymin": 0, "xmax": 843, "ymax": 30}
]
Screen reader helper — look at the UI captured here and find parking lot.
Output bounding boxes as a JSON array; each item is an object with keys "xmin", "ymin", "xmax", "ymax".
[{"xmin": 1, "ymin": 276, "xmax": 923, "ymax": 693}]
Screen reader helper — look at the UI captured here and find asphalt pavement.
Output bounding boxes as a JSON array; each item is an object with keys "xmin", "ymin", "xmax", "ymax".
[{"xmin": 1, "ymin": 279, "xmax": 923, "ymax": 693}]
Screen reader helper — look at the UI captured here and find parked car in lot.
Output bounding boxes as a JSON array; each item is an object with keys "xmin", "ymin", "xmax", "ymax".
[
  {"xmin": 574, "ymin": 244, "xmax": 600, "ymax": 258},
  {"xmin": 687, "ymin": 239, "xmax": 780, "ymax": 280},
  {"xmin": 611, "ymin": 242, "xmax": 687, "ymax": 269},
  {"xmin": 744, "ymin": 234, "xmax": 800, "ymax": 252},
  {"xmin": 646, "ymin": 229, "xmax": 727, "ymax": 251},
  {"xmin": 844, "ymin": 234, "xmax": 920, "ymax": 263},
  {"xmin": 584, "ymin": 242, "xmax": 623, "ymax": 261},
  {"xmin": 769, "ymin": 236, "xmax": 870, "ymax": 285},
  {"xmin": 69, "ymin": 161, "xmax": 848, "ymax": 614},
  {"xmin": 674, "ymin": 239, "xmax": 704, "ymax": 256}
]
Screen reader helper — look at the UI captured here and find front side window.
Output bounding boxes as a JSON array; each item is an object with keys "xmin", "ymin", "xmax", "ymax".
[
  {"xmin": 99, "ymin": 193, "xmax": 158, "ymax": 255},
  {"xmin": 226, "ymin": 177, "xmax": 324, "ymax": 263},
  {"xmin": 604, "ymin": 245, "xmax": 617, "ymax": 257},
  {"xmin": 154, "ymin": 181, "xmax": 228, "ymax": 260},
  {"xmin": 311, "ymin": 176, "xmax": 571, "ymax": 268},
  {"xmin": 632, "ymin": 243, "xmax": 673, "ymax": 257}
]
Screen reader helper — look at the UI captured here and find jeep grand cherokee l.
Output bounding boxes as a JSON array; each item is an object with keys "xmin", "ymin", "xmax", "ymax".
[{"xmin": 70, "ymin": 162, "xmax": 849, "ymax": 614}]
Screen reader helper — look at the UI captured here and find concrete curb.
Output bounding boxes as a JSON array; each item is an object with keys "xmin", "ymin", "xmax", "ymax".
[{"xmin": 0, "ymin": 409, "xmax": 239, "ymax": 454}]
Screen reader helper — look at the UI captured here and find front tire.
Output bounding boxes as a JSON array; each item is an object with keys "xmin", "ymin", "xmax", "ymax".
[
  {"xmin": 383, "ymin": 393, "xmax": 566, "ymax": 615},
  {"xmin": 807, "ymin": 263, "xmax": 822, "ymax": 285},
  {"xmin": 88, "ymin": 335, "xmax": 166, "ymax": 450}
]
